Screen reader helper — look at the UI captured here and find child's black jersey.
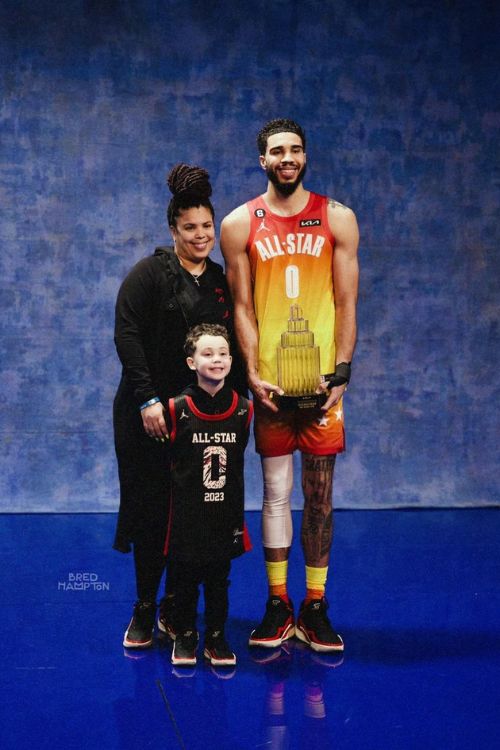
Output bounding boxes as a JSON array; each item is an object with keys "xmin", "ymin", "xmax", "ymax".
[{"xmin": 165, "ymin": 387, "xmax": 253, "ymax": 563}]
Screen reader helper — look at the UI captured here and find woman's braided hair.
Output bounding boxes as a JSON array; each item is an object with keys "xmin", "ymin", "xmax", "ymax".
[{"xmin": 166, "ymin": 163, "xmax": 214, "ymax": 226}]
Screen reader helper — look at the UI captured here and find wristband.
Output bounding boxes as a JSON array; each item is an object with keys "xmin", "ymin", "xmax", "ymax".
[
  {"xmin": 140, "ymin": 397, "xmax": 160, "ymax": 411},
  {"xmin": 328, "ymin": 362, "xmax": 351, "ymax": 389}
]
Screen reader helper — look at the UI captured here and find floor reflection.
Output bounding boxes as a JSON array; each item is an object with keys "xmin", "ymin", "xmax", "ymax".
[
  {"xmin": 251, "ymin": 640, "xmax": 344, "ymax": 750},
  {"xmin": 3, "ymin": 510, "xmax": 499, "ymax": 749}
]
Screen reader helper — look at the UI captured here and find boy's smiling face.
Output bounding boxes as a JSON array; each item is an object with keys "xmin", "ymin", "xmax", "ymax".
[{"xmin": 187, "ymin": 334, "xmax": 232, "ymax": 387}]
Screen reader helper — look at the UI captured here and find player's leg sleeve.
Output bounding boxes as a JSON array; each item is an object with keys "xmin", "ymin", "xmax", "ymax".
[{"xmin": 261, "ymin": 455, "xmax": 294, "ymax": 548}]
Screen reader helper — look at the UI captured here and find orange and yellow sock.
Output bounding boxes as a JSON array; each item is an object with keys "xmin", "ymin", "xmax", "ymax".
[
  {"xmin": 265, "ymin": 559, "xmax": 289, "ymax": 601},
  {"xmin": 305, "ymin": 565, "xmax": 328, "ymax": 602}
]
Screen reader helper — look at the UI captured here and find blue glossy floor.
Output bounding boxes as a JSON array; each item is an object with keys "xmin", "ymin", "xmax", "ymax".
[{"xmin": 1, "ymin": 509, "xmax": 499, "ymax": 749}]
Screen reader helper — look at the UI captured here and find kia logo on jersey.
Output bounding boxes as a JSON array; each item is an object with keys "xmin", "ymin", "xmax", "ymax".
[{"xmin": 299, "ymin": 219, "xmax": 321, "ymax": 227}]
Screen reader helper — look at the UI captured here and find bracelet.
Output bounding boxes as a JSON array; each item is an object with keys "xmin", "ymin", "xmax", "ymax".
[
  {"xmin": 140, "ymin": 397, "xmax": 160, "ymax": 411},
  {"xmin": 327, "ymin": 362, "xmax": 351, "ymax": 389}
]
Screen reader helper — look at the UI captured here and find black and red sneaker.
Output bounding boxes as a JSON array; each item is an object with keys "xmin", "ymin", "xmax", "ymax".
[
  {"xmin": 295, "ymin": 598, "xmax": 344, "ymax": 653},
  {"xmin": 249, "ymin": 597, "xmax": 295, "ymax": 648},
  {"xmin": 123, "ymin": 601, "xmax": 156, "ymax": 648},
  {"xmin": 204, "ymin": 630, "xmax": 237, "ymax": 667},
  {"xmin": 157, "ymin": 595, "xmax": 176, "ymax": 640},
  {"xmin": 171, "ymin": 630, "xmax": 198, "ymax": 666}
]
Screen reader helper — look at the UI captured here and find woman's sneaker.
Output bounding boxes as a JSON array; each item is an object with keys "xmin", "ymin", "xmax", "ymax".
[
  {"xmin": 157, "ymin": 595, "xmax": 176, "ymax": 640},
  {"xmin": 248, "ymin": 596, "xmax": 295, "ymax": 648},
  {"xmin": 295, "ymin": 598, "xmax": 344, "ymax": 652},
  {"xmin": 171, "ymin": 630, "xmax": 198, "ymax": 666},
  {"xmin": 123, "ymin": 601, "xmax": 156, "ymax": 648},
  {"xmin": 204, "ymin": 630, "xmax": 237, "ymax": 666}
]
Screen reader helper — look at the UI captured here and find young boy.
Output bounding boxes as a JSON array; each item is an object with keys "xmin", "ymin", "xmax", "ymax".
[{"xmin": 165, "ymin": 323, "xmax": 253, "ymax": 667}]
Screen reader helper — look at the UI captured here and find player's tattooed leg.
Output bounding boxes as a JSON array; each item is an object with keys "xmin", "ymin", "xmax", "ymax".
[{"xmin": 300, "ymin": 454, "xmax": 336, "ymax": 567}]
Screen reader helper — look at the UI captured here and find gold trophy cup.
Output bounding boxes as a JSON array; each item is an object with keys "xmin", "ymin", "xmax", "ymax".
[{"xmin": 276, "ymin": 305, "xmax": 326, "ymax": 409}]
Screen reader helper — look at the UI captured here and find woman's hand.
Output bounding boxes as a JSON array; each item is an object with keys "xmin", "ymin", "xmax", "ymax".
[{"xmin": 141, "ymin": 402, "xmax": 169, "ymax": 440}]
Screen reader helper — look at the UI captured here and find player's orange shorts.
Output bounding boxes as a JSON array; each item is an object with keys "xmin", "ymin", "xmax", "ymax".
[{"xmin": 254, "ymin": 398, "xmax": 346, "ymax": 457}]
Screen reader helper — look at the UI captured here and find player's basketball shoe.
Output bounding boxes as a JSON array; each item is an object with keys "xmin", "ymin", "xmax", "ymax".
[
  {"xmin": 123, "ymin": 600, "xmax": 156, "ymax": 648},
  {"xmin": 171, "ymin": 629, "xmax": 198, "ymax": 666},
  {"xmin": 204, "ymin": 630, "xmax": 237, "ymax": 666},
  {"xmin": 249, "ymin": 596, "xmax": 295, "ymax": 648},
  {"xmin": 295, "ymin": 598, "xmax": 344, "ymax": 652}
]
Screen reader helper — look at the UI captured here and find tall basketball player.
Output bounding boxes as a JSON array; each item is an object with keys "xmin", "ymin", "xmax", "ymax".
[{"xmin": 221, "ymin": 119, "xmax": 360, "ymax": 652}]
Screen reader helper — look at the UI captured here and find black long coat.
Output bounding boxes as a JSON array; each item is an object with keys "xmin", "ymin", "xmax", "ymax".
[{"xmin": 113, "ymin": 246, "xmax": 245, "ymax": 552}]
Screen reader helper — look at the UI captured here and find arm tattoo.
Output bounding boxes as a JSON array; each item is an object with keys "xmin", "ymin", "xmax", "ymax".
[{"xmin": 327, "ymin": 197, "xmax": 349, "ymax": 211}]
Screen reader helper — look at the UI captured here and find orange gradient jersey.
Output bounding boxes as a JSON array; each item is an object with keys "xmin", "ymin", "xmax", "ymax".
[{"xmin": 246, "ymin": 192, "xmax": 336, "ymax": 384}]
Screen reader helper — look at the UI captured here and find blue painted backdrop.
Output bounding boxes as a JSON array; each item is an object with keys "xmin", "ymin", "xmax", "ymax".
[{"xmin": 1, "ymin": 0, "xmax": 498, "ymax": 511}]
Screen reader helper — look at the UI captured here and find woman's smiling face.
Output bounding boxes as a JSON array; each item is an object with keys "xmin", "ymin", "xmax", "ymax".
[{"xmin": 170, "ymin": 205, "xmax": 215, "ymax": 268}]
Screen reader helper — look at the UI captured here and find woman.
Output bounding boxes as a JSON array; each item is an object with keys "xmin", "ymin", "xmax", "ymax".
[{"xmin": 113, "ymin": 164, "xmax": 245, "ymax": 648}]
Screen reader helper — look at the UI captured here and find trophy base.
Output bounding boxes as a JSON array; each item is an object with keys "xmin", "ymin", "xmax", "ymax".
[{"xmin": 277, "ymin": 393, "xmax": 327, "ymax": 411}]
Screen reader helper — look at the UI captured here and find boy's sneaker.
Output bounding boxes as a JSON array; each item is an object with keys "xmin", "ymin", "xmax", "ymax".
[
  {"xmin": 248, "ymin": 596, "xmax": 295, "ymax": 648},
  {"xmin": 123, "ymin": 601, "xmax": 156, "ymax": 648},
  {"xmin": 295, "ymin": 598, "xmax": 344, "ymax": 652},
  {"xmin": 171, "ymin": 630, "xmax": 198, "ymax": 666},
  {"xmin": 204, "ymin": 630, "xmax": 237, "ymax": 666},
  {"xmin": 157, "ymin": 595, "xmax": 176, "ymax": 640}
]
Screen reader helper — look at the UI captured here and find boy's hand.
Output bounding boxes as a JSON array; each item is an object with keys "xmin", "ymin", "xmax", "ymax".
[{"xmin": 141, "ymin": 402, "xmax": 169, "ymax": 440}]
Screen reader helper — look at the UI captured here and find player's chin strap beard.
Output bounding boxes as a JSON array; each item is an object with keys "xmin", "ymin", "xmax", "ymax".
[{"xmin": 267, "ymin": 163, "xmax": 307, "ymax": 197}]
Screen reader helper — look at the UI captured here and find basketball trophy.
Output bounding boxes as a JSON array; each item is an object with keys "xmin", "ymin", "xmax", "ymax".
[{"xmin": 276, "ymin": 304, "xmax": 326, "ymax": 409}]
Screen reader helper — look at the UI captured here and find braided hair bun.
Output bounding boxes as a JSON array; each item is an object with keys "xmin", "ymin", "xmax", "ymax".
[{"xmin": 166, "ymin": 163, "xmax": 214, "ymax": 226}]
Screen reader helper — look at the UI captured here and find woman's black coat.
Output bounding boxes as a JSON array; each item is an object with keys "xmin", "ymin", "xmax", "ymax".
[{"xmin": 113, "ymin": 246, "xmax": 246, "ymax": 552}]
